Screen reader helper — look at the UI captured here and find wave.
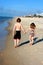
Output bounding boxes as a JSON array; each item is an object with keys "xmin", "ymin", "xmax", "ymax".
[{"xmin": 0, "ymin": 16, "xmax": 13, "ymax": 24}]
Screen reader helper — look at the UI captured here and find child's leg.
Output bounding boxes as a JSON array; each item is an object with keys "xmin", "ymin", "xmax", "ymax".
[
  {"xmin": 13, "ymin": 39, "xmax": 17, "ymax": 48},
  {"xmin": 29, "ymin": 40, "xmax": 32, "ymax": 45},
  {"xmin": 17, "ymin": 39, "xmax": 20, "ymax": 46},
  {"xmin": 31, "ymin": 37, "xmax": 34, "ymax": 45},
  {"xmin": 29, "ymin": 35, "xmax": 34, "ymax": 45},
  {"xmin": 29, "ymin": 35, "xmax": 32, "ymax": 45},
  {"xmin": 29, "ymin": 37, "xmax": 34, "ymax": 46}
]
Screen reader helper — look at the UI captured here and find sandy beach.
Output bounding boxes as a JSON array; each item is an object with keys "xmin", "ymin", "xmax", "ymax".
[{"xmin": 0, "ymin": 17, "xmax": 43, "ymax": 65}]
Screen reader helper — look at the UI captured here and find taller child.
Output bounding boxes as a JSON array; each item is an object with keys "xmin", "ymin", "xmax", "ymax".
[{"xmin": 13, "ymin": 18, "xmax": 25, "ymax": 48}]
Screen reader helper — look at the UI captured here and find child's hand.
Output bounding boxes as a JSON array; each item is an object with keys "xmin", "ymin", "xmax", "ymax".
[
  {"xmin": 24, "ymin": 31, "xmax": 26, "ymax": 34},
  {"xmin": 25, "ymin": 31, "xmax": 27, "ymax": 33}
]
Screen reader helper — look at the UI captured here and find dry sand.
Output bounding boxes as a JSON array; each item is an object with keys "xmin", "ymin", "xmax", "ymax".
[{"xmin": 0, "ymin": 17, "xmax": 43, "ymax": 65}]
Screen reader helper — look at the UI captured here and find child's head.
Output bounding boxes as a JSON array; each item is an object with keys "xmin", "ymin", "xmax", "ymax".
[
  {"xmin": 30, "ymin": 23, "xmax": 36, "ymax": 29},
  {"xmin": 16, "ymin": 18, "xmax": 21, "ymax": 23}
]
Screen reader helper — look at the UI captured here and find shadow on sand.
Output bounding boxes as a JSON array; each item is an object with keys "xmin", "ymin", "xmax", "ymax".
[
  {"xmin": 33, "ymin": 38, "xmax": 43, "ymax": 45},
  {"xmin": 18, "ymin": 37, "xmax": 43, "ymax": 47}
]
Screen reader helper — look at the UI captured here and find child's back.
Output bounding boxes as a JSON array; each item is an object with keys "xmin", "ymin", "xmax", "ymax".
[{"xmin": 15, "ymin": 22, "xmax": 21, "ymax": 31}]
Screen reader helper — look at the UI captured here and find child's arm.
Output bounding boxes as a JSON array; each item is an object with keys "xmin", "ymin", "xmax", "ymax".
[
  {"xmin": 26, "ymin": 27, "xmax": 30, "ymax": 33},
  {"xmin": 26, "ymin": 28, "xmax": 29, "ymax": 33},
  {"xmin": 13, "ymin": 25, "xmax": 16, "ymax": 36},
  {"xmin": 21, "ymin": 24, "xmax": 26, "ymax": 33}
]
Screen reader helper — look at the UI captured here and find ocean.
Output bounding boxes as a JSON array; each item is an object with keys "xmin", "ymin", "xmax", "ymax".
[{"xmin": 0, "ymin": 16, "xmax": 13, "ymax": 51}]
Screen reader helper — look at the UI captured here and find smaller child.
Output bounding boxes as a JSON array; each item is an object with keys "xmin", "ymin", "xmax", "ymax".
[
  {"xmin": 27, "ymin": 23, "xmax": 36, "ymax": 45},
  {"xmin": 13, "ymin": 18, "xmax": 25, "ymax": 48}
]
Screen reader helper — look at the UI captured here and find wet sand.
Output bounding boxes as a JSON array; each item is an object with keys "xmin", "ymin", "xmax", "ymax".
[{"xmin": 0, "ymin": 17, "xmax": 43, "ymax": 65}]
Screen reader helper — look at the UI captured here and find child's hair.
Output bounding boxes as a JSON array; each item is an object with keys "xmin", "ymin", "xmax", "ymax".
[
  {"xmin": 30, "ymin": 23, "xmax": 36, "ymax": 29},
  {"xmin": 16, "ymin": 18, "xmax": 21, "ymax": 22}
]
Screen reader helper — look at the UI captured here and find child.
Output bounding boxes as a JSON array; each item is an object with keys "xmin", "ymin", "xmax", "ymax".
[
  {"xmin": 13, "ymin": 18, "xmax": 25, "ymax": 48},
  {"xmin": 27, "ymin": 23, "xmax": 36, "ymax": 45}
]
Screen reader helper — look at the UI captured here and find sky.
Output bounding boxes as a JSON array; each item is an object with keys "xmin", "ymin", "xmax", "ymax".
[{"xmin": 0, "ymin": 0, "xmax": 43, "ymax": 16}]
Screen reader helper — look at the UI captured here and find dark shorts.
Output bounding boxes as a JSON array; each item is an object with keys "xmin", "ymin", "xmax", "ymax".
[{"xmin": 14, "ymin": 31, "xmax": 21, "ymax": 39}]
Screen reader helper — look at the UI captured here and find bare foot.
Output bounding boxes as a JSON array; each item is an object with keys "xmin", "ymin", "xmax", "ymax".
[
  {"xmin": 14, "ymin": 45, "xmax": 17, "ymax": 48},
  {"xmin": 29, "ymin": 43, "xmax": 32, "ymax": 46}
]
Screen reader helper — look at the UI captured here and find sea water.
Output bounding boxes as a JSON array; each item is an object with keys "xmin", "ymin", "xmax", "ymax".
[{"xmin": 0, "ymin": 16, "xmax": 13, "ymax": 51}]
